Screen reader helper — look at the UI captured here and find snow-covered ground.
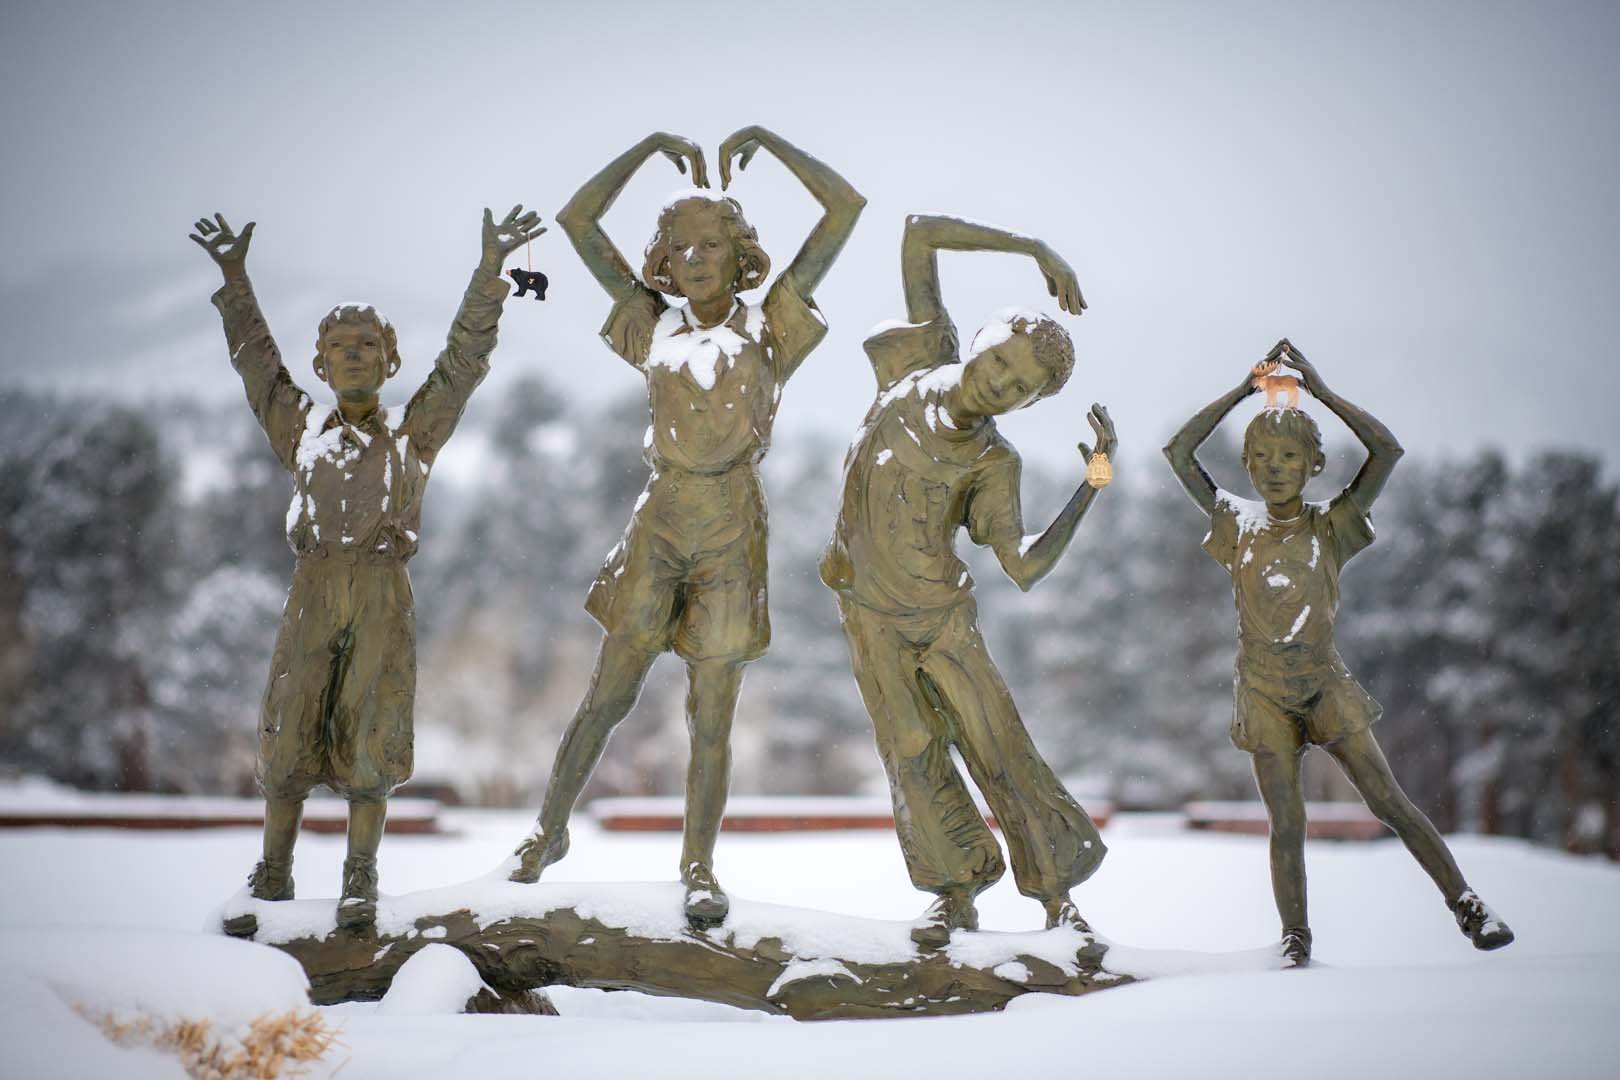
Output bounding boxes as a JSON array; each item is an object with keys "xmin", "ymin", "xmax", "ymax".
[{"xmin": 2, "ymin": 808, "xmax": 1617, "ymax": 1079}]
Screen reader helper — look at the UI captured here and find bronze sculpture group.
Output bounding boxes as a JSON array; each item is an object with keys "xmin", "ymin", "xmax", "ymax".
[{"xmin": 194, "ymin": 126, "xmax": 1513, "ymax": 975}]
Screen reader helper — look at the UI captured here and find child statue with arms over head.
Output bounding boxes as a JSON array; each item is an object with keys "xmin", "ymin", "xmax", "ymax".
[
  {"xmin": 820, "ymin": 214, "xmax": 1115, "ymax": 946},
  {"xmin": 1163, "ymin": 340, "xmax": 1514, "ymax": 966},
  {"xmin": 191, "ymin": 206, "xmax": 543, "ymax": 932},
  {"xmin": 507, "ymin": 129, "xmax": 863, "ymax": 927}
]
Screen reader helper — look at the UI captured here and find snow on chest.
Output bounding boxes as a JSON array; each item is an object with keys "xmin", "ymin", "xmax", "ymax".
[
  {"xmin": 287, "ymin": 412, "xmax": 407, "ymax": 540},
  {"xmin": 1237, "ymin": 530, "xmax": 1326, "ymax": 644},
  {"xmin": 648, "ymin": 302, "xmax": 766, "ymax": 391}
]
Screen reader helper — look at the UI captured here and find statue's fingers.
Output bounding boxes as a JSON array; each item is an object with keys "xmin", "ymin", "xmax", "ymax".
[
  {"xmin": 213, "ymin": 212, "xmax": 232, "ymax": 233},
  {"xmin": 1077, "ymin": 441, "xmax": 1092, "ymax": 460},
  {"xmin": 188, "ymin": 233, "xmax": 210, "ymax": 249},
  {"xmin": 661, "ymin": 150, "xmax": 687, "ymax": 175},
  {"xmin": 691, "ymin": 149, "xmax": 710, "ymax": 188},
  {"xmin": 739, "ymin": 143, "xmax": 759, "ymax": 170},
  {"xmin": 504, "ymin": 204, "xmax": 524, "ymax": 224},
  {"xmin": 238, "ymin": 221, "xmax": 256, "ymax": 244}
]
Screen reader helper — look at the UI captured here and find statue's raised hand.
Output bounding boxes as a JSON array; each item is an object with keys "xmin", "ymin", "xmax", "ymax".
[
  {"xmin": 648, "ymin": 132, "xmax": 709, "ymax": 188},
  {"xmin": 481, "ymin": 205, "xmax": 546, "ymax": 272},
  {"xmin": 718, "ymin": 125, "xmax": 773, "ymax": 191},
  {"xmin": 189, "ymin": 213, "xmax": 254, "ymax": 278},
  {"xmin": 1279, "ymin": 340, "xmax": 1330, "ymax": 398},
  {"xmin": 1035, "ymin": 244, "xmax": 1087, "ymax": 316},
  {"xmin": 1077, "ymin": 403, "xmax": 1117, "ymax": 489}
]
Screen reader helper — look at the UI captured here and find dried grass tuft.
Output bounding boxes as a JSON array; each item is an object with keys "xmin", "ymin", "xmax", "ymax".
[{"xmin": 79, "ymin": 1004, "xmax": 343, "ymax": 1079}]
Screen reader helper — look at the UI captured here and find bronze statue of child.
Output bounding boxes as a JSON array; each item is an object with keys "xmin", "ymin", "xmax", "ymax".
[
  {"xmin": 1164, "ymin": 339, "xmax": 1514, "ymax": 966},
  {"xmin": 820, "ymin": 214, "xmax": 1115, "ymax": 946},
  {"xmin": 191, "ymin": 207, "xmax": 543, "ymax": 932},
  {"xmin": 507, "ymin": 129, "xmax": 864, "ymax": 927}
]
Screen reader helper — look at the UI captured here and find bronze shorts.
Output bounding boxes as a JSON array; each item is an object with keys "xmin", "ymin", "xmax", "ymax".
[{"xmin": 585, "ymin": 463, "xmax": 769, "ymax": 662}]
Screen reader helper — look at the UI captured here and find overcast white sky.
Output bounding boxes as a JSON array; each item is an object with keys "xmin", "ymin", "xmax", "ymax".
[{"xmin": 2, "ymin": 0, "xmax": 1617, "ymax": 474}]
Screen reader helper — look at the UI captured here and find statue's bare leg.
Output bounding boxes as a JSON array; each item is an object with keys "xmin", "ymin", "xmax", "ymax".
[
  {"xmin": 1252, "ymin": 749, "xmax": 1311, "ymax": 964},
  {"xmin": 510, "ymin": 635, "xmax": 658, "ymax": 883},
  {"xmin": 679, "ymin": 657, "xmax": 745, "ymax": 925}
]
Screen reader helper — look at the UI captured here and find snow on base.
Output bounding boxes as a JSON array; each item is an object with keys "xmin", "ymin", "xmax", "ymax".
[
  {"xmin": 0, "ymin": 927, "xmax": 314, "ymax": 1080},
  {"xmin": 220, "ymin": 870, "xmax": 925, "ymax": 969},
  {"xmin": 377, "ymin": 944, "xmax": 485, "ymax": 1016}
]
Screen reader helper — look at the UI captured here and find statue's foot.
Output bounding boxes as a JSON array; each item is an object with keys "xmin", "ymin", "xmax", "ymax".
[
  {"xmin": 682, "ymin": 862, "xmax": 730, "ymax": 928},
  {"xmin": 248, "ymin": 858, "xmax": 295, "ymax": 902},
  {"xmin": 1279, "ymin": 927, "xmax": 1312, "ymax": 968},
  {"xmin": 222, "ymin": 913, "xmax": 259, "ymax": 939},
  {"xmin": 336, "ymin": 856, "xmax": 379, "ymax": 932},
  {"xmin": 508, "ymin": 828, "xmax": 569, "ymax": 884},
  {"xmin": 910, "ymin": 888, "xmax": 978, "ymax": 949},
  {"xmin": 1453, "ymin": 890, "xmax": 1514, "ymax": 950},
  {"xmin": 1041, "ymin": 896, "xmax": 1092, "ymax": 934}
]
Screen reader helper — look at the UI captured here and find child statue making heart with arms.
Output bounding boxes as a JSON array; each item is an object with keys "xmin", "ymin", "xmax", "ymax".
[{"xmin": 507, "ymin": 128, "xmax": 864, "ymax": 928}]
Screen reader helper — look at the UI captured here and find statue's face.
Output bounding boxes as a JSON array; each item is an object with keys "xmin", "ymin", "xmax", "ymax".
[
  {"xmin": 961, "ymin": 332, "xmax": 1047, "ymax": 417},
  {"xmin": 665, "ymin": 205, "xmax": 741, "ymax": 307},
  {"xmin": 318, "ymin": 320, "xmax": 390, "ymax": 401},
  {"xmin": 1244, "ymin": 430, "xmax": 1318, "ymax": 507}
]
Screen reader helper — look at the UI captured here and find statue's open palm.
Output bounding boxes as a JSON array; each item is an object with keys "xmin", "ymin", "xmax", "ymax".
[{"xmin": 189, "ymin": 213, "xmax": 254, "ymax": 271}]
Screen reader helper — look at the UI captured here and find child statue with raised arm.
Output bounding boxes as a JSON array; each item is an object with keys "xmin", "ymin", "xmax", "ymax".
[
  {"xmin": 506, "ymin": 129, "xmax": 863, "ymax": 928},
  {"xmin": 820, "ymin": 214, "xmax": 1115, "ymax": 946},
  {"xmin": 191, "ymin": 207, "xmax": 543, "ymax": 933},
  {"xmin": 1162, "ymin": 340, "xmax": 1514, "ymax": 966}
]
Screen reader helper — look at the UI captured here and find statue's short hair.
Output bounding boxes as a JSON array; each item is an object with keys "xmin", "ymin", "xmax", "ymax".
[
  {"xmin": 1242, "ymin": 406, "xmax": 1324, "ymax": 462},
  {"xmin": 642, "ymin": 195, "xmax": 771, "ymax": 298},
  {"xmin": 314, "ymin": 303, "xmax": 400, "ymax": 374},
  {"xmin": 1022, "ymin": 314, "xmax": 1076, "ymax": 400}
]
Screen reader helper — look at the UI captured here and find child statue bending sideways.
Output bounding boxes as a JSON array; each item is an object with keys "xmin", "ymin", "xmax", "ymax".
[
  {"xmin": 191, "ymin": 207, "xmax": 542, "ymax": 932},
  {"xmin": 820, "ymin": 214, "xmax": 1114, "ymax": 946},
  {"xmin": 1163, "ymin": 339, "xmax": 1514, "ymax": 966}
]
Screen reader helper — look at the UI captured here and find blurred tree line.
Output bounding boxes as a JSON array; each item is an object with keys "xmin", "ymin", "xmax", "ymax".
[{"xmin": 0, "ymin": 384, "xmax": 1615, "ymax": 858}]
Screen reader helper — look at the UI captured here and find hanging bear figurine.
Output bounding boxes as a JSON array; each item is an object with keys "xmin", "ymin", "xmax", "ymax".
[{"xmin": 508, "ymin": 267, "xmax": 549, "ymax": 300}]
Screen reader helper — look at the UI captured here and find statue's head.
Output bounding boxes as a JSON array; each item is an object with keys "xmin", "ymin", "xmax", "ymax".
[
  {"xmin": 959, "ymin": 309, "xmax": 1074, "ymax": 417},
  {"xmin": 642, "ymin": 192, "xmax": 770, "ymax": 307},
  {"xmin": 313, "ymin": 304, "xmax": 401, "ymax": 403},
  {"xmin": 1242, "ymin": 407, "xmax": 1325, "ymax": 505}
]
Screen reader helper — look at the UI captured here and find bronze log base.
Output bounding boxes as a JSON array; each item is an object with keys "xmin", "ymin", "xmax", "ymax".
[{"xmin": 217, "ymin": 880, "xmax": 1132, "ymax": 1020}]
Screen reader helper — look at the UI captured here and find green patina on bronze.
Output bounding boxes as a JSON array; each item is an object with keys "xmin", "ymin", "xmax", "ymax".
[
  {"xmin": 1163, "ymin": 339, "xmax": 1516, "ymax": 966},
  {"xmin": 508, "ymin": 129, "xmax": 864, "ymax": 927},
  {"xmin": 821, "ymin": 214, "xmax": 1116, "ymax": 944},
  {"xmin": 242, "ymin": 899, "xmax": 1128, "ymax": 1019},
  {"xmin": 190, "ymin": 207, "xmax": 543, "ymax": 935}
]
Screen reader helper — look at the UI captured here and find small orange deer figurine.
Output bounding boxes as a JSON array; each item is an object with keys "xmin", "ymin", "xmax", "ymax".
[{"xmin": 1251, "ymin": 358, "xmax": 1300, "ymax": 409}]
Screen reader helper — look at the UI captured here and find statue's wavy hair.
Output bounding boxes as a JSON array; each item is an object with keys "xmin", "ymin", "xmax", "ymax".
[
  {"xmin": 1242, "ymin": 406, "xmax": 1325, "ymax": 467},
  {"xmin": 313, "ymin": 303, "xmax": 401, "ymax": 380},
  {"xmin": 641, "ymin": 196, "xmax": 771, "ymax": 298}
]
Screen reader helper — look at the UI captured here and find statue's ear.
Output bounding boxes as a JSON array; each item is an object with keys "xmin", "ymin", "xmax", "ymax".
[
  {"xmin": 312, "ymin": 357, "xmax": 329, "ymax": 384},
  {"xmin": 386, "ymin": 354, "xmax": 402, "ymax": 378}
]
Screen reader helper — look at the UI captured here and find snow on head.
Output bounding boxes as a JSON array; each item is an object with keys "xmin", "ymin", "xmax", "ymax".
[{"xmin": 967, "ymin": 308, "xmax": 1046, "ymax": 360}]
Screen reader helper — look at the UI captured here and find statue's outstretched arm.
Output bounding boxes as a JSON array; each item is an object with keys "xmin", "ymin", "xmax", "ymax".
[
  {"xmin": 897, "ymin": 215, "xmax": 1085, "ymax": 327},
  {"xmin": 1161, "ymin": 344, "xmax": 1280, "ymax": 516},
  {"xmin": 190, "ymin": 213, "xmax": 311, "ymax": 471},
  {"xmin": 719, "ymin": 126, "xmax": 864, "ymax": 299},
  {"xmin": 556, "ymin": 133, "xmax": 709, "ymax": 302},
  {"xmin": 1280, "ymin": 341, "xmax": 1404, "ymax": 509},
  {"xmin": 992, "ymin": 403, "xmax": 1117, "ymax": 591}
]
